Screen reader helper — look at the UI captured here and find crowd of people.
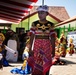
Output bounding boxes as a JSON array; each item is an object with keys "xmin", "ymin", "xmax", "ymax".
[
  {"xmin": 4, "ymin": 29, "xmax": 28, "ymax": 62},
  {"xmin": 52, "ymin": 31, "xmax": 75, "ymax": 65},
  {"xmin": 0, "ymin": 28, "xmax": 28, "ymax": 68}
]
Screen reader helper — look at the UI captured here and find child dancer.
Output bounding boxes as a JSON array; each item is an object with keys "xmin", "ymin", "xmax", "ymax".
[{"xmin": 11, "ymin": 39, "xmax": 31, "ymax": 74}]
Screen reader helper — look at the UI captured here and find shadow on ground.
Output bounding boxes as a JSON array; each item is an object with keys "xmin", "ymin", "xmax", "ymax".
[{"xmin": 60, "ymin": 58, "xmax": 76, "ymax": 65}]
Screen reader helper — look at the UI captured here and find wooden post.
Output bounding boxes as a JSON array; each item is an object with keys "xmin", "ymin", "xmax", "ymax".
[
  {"xmin": 68, "ymin": 24, "xmax": 71, "ymax": 31},
  {"xmin": 28, "ymin": 11, "xmax": 30, "ymax": 30},
  {"xmin": 64, "ymin": 26, "xmax": 65, "ymax": 33}
]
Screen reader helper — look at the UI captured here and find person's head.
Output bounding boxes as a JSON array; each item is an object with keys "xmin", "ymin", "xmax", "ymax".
[
  {"xmin": 0, "ymin": 33, "xmax": 5, "ymax": 45},
  {"xmin": 37, "ymin": 5, "xmax": 49, "ymax": 21},
  {"xmin": 69, "ymin": 38, "xmax": 73, "ymax": 43}
]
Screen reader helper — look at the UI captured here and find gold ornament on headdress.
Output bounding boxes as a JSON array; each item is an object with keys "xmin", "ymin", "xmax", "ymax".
[
  {"xmin": 69, "ymin": 38, "xmax": 73, "ymax": 43},
  {"xmin": 26, "ymin": 38, "xmax": 30, "ymax": 44},
  {"xmin": 0, "ymin": 33, "xmax": 5, "ymax": 41}
]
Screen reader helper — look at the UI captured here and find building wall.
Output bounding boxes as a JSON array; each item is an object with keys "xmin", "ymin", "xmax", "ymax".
[
  {"xmin": 11, "ymin": 13, "xmax": 58, "ymax": 32},
  {"xmin": 55, "ymin": 20, "xmax": 76, "ymax": 38}
]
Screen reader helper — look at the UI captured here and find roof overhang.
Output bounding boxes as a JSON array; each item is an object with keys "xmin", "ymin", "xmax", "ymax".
[
  {"xmin": 55, "ymin": 16, "xmax": 76, "ymax": 28},
  {"xmin": 0, "ymin": 0, "xmax": 38, "ymax": 24},
  {"xmin": 22, "ymin": 11, "xmax": 62, "ymax": 24}
]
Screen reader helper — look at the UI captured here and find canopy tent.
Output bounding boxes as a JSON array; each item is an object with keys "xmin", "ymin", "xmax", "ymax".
[{"xmin": 0, "ymin": 0, "xmax": 38, "ymax": 24}]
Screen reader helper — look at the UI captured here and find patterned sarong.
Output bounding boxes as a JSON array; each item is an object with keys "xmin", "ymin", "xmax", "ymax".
[{"xmin": 28, "ymin": 39, "xmax": 52, "ymax": 75}]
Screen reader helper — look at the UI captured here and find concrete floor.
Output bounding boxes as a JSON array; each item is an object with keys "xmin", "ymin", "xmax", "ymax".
[{"xmin": 0, "ymin": 53, "xmax": 76, "ymax": 75}]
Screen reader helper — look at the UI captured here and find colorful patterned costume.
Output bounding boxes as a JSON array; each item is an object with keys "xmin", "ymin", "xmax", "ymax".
[
  {"xmin": 67, "ymin": 38, "xmax": 74, "ymax": 55},
  {"xmin": 28, "ymin": 20, "xmax": 55, "ymax": 75},
  {"xmin": 59, "ymin": 33, "xmax": 67, "ymax": 57},
  {"xmin": 52, "ymin": 37, "xmax": 66, "ymax": 65},
  {"xmin": 0, "ymin": 33, "xmax": 6, "ymax": 69}
]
